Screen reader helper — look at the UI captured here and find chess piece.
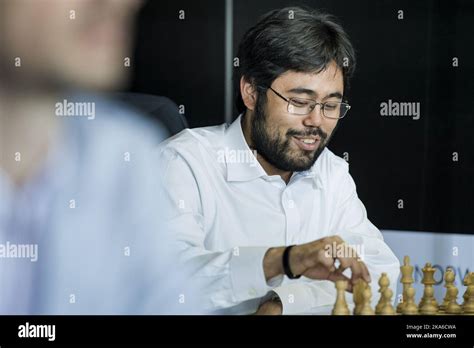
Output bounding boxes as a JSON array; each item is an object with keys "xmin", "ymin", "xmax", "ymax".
[
  {"xmin": 375, "ymin": 273, "xmax": 390, "ymax": 314},
  {"xmin": 397, "ymin": 256, "xmax": 414, "ymax": 313},
  {"xmin": 419, "ymin": 263, "xmax": 438, "ymax": 311},
  {"xmin": 353, "ymin": 279, "xmax": 367, "ymax": 315},
  {"xmin": 402, "ymin": 286, "xmax": 418, "ymax": 315},
  {"xmin": 462, "ymin": 272, "xmax": 473, "ymax": 309},
  {"xmin": 446, "ymin": 286, "xmax": 462, "ymax": 314},
  {"xmin": 332, "ymin": 280, "xmax": 350, "ymax": 315},
  {"xmin": 462, "ymin": 281, "xmax": 474, "ymax": 315},
  {"xmin": 440, "ymin": 268, "xmax": 456, "ymax": 312},
  {"xmin": 419, "ymin": 286, "xmax": 438, "ymax": 315},
  {"xmin": 360, "ymin": 287, "xmax": 375, "ymax": 315},
  {"xmin": 380, "ymin": 288, "xmax": 396, "ymax": 315}
]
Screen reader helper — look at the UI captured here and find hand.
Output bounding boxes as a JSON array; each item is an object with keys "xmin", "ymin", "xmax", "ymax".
[
  {"xmin": 291, "ymin": 236, "xmax": 371, "ymax": 291},
  {"xmin": 263, "ymin": 235, "xmax": 371, "ymax": 291},
  {"xmin": 254, "ymin": 298, "xmax": 282, "ymax": 315}
]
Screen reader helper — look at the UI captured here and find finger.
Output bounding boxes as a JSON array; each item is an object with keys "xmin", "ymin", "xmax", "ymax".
[
  {"xmin": 328, "ymin": 267, "xmax": 354, "ymax": 292},
  {"xmin": 320, "ymin": 236, "xmax": 345, "ymax": 270},
  {"xmin": 350, "ymin": 258, "xmax": 365, "ymax": 283},
  {"xmin": 327, "ymin": 271, "xmax": 351, "ymax": 284},
  {"xmin": 347, "ymin": 247, "xmax": 371, "ymax": 283},
  {"xmin": 338, "ymin": 256, "xmax": 364, "ymax": 284},
  {"xmin": 331, "ymin": 235, "xmax": 344, "ymax": 244},
  {"xmin": 317, "ymin": 248, "xmax": 336, "ymax": 269},
  {"xmin": 328, "ymin": 272, "xmax": 353, "ymax": 292}
]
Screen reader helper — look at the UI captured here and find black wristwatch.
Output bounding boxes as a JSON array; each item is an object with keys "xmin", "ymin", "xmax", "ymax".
[{"xmin": 282, "ymin": 245, "xmax": 301, "ymax": 279}]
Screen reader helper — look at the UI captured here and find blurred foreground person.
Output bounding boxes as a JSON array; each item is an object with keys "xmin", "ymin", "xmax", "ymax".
[{"xmin": 0, "ymin": 0, "xmax": 197, "ymax": 314}]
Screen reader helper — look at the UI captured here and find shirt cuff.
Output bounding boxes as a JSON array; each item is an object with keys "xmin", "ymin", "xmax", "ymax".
[{"xmin": 230, "ymin": 247, "xmax": 283, "ymax": 302}]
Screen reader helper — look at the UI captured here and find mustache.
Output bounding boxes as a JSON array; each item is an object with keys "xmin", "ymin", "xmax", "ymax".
[{"xmin": 286, "ymin": 128, "xmax": 328, "ymax": 139}]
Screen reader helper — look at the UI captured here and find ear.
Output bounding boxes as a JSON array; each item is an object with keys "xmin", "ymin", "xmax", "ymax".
[{"xmin": 240, "ymin": 76, "xmax": 258, "ymax": 111}]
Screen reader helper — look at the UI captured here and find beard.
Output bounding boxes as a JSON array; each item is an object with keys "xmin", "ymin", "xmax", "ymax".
[{"xmin": 250, "ymin": 96, "xmax": 336, "ymax": 172}]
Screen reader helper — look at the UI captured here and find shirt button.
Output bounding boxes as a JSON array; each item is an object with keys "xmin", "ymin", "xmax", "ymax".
[
  {"xmin": 248, "ymin": 289, "xmax": 257, "ymax": 296},
  {"xmin": 288, "ymin": 199, "xmax": 295, "ymax": 208}
]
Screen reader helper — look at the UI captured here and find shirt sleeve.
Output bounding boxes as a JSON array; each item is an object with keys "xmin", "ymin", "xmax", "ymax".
[
  {"xmin": 157, "ymin": 147, "xmax": 282, "ymax": 313},
  {"xmin": 331, "ymin": 165, "xmax": 400, "ymax": 303},
  {"xmin": 273, "ymin": 164, "xmax": 400, "ymax": 315}
]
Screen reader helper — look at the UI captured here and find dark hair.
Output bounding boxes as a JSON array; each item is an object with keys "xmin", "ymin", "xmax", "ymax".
[{"xmin": 235, "ymin": 7, "xmax": 356, "ymax": 114}]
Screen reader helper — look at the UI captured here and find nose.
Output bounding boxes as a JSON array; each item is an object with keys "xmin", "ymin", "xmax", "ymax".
[{"xmin": 303, "ymin": 104, "xmax": 324, "ymax": 128}]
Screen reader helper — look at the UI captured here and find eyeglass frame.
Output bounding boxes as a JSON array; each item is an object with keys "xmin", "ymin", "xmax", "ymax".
[{"xmin": 260, "ymin": 85, "xmax": 351, "ymax": 119}]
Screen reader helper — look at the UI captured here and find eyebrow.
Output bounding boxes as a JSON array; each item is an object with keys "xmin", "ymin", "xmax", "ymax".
[{"xmin": 286, "ymin": 87, "xmax": 343, "ymax": 100}]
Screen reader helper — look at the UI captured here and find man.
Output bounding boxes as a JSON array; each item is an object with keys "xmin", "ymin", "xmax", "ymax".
[
  {"xmin": 0, "ymin": 0, "xmax": 195, "ymax": 314},
  {"xmin": 158, "ymin": 7, "xmax": 400, "ymax": 315}
]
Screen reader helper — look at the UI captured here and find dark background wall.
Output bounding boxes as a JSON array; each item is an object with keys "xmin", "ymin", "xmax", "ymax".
[
  {"xmin": 130, "ymin": 0, "xmax": 474, "ymax": 234},
  {"xmin": 131, "ymin": 0, "xmax": 226, "ymax": 127}
]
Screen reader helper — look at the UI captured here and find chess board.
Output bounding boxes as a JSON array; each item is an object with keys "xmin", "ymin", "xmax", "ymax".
[{"xmin": 331, "ymin": 256, "xmax": 474, "ymax": 315}]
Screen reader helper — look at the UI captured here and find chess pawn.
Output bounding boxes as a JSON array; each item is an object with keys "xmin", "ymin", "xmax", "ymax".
[
  {"xmin": 402, "ymin": 286, "xmax": 418, "ymax": 315},
  {"xmin": 446, "ymin": 286, "xmax": 462, "ymax": 314},
  {"xmin": 360, "ymin": 287, "xmax": 375, "ymax": 315},
  {"xmin": 440, "ymin": 268, "xmax": 456, "ymax": 312},
  {"xmin": 375, "ymin": 273, "xmax": 390, "ymax": 314},
  {"xmin": 380, "ymin": 288, "xmax": 396, "ymax": 315},
  {"xmin": 419, "ymin": 286, "xmax": 438, "ymax": 315},
  {"xmin": 397, "ymin": 256, "xmax": 414, "ymax": 313},
  {"xmin": 332, "ymin": 280, "xmax": 350, "ymax": 315},
  {"xmin": 462, "ymin": 272, "xmax": 472, "ymax": 308},
  {"xmin": 353, "ymin": 279, "xmax": 367, "ymax": 315},
  {"xmin": 462, "ymin": 284, "xmax": 474, "ymax": 315},
  {"xmin": 396, "ymin": 297, "xmax": 405, "ymax": 314}
]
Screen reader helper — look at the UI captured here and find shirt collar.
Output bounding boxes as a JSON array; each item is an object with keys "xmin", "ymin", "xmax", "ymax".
[
  {"xmin": 224, "ymin": 115, "xmax": 267, "ymax": 182},
  {"xmin": 223, "ymin": 115, "xmax": 323, "ymax": 188}
]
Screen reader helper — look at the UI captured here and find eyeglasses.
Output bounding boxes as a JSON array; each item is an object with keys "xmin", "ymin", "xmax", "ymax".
[{"xmin": 264, "ymin": 86, "xmax": 351, "ymax": 119}]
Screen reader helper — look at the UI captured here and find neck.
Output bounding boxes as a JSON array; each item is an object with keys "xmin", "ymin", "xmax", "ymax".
[
  {"xmin": 241, "ymin": 111, "xmax": 293, "ymax": 184},
  {"xmin": 0, "ymin": 87, "xmax": 60, "ymax": 186}
]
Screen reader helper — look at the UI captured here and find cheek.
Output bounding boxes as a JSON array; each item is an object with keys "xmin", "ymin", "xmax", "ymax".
[
  {"xmin": 323, "ymin": 120, "xmax": 338, "ymax": 136},
  {"xmin": 272, "ymin": 117, "xmax": 296, "ymax": 138},
  {"xmin": 265, "ymin": 102, "xmax": 306, "ymax": 138},
  {"xmin": 264, "ymin": 105, "xmax": 287, "ymax": 130}
]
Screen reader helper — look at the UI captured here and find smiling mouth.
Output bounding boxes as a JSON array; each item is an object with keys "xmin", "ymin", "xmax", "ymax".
[{"xmin": 292, "ymin": 136, "xmax": 320, "ymax": 151}]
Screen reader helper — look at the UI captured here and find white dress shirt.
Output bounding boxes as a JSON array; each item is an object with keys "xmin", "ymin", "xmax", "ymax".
[{"xmin": 158, "ymin": 115, "xmax": 400, "ymax": 315}]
